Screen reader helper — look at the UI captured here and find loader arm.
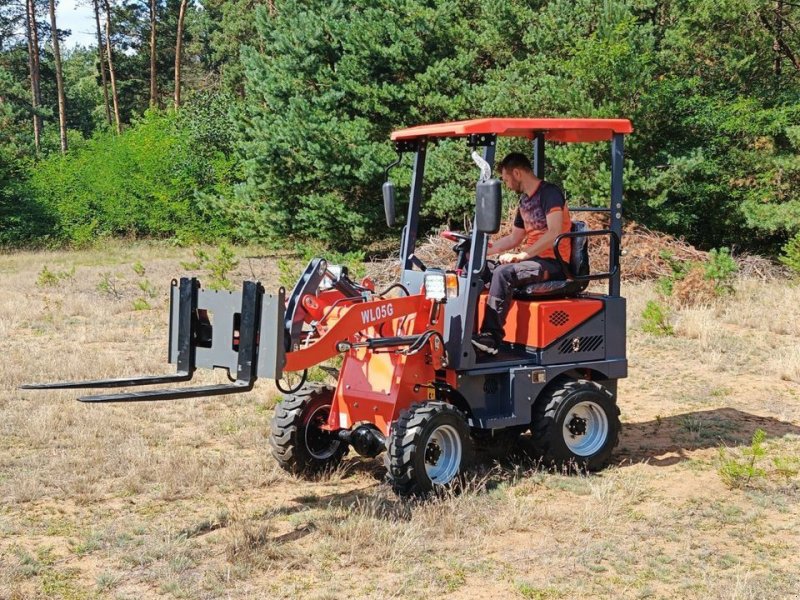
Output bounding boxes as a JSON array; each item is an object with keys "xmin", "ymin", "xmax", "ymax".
[{"xmin": 284, "ymin": 294, "xmax": 438, "ymax": 372}]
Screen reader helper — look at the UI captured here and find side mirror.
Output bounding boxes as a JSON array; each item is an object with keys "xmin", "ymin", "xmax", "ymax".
[
  {"xmin": 476, "ymin": 179, "xmax": 502, "ymax": 233},
  {"xmin": 383, "ymin": 181, "xmax": 396, "ymax": 227}
]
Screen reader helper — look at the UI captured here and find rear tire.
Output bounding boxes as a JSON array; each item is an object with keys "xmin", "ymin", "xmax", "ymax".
[
  {"xmin": 531, "ymin": 380, "xmax": 620, "ymax": 471},
  {"xmin": 270, "ymin": 383, "xmax": 347, "ymax": 475},
  {"xmin": 385, "ymin": 402, "xmax": 473, "ymax": 497}
]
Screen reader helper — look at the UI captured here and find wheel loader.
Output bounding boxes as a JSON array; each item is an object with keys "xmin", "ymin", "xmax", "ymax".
[{"xmin": 24, "ymin": 117, "xmax": 633, "ymax": 496}]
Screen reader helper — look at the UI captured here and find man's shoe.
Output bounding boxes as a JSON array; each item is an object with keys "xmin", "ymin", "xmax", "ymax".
[{"xmin": 471, "ymin": 333, "xmax": 499, "ymax": 355}]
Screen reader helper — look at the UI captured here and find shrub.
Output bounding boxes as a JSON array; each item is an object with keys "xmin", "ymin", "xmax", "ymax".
[
  {"xmin": 641, "ymin": 300, "xmax": 673, "ymax": 336},
  {"xmin": 718, "ymin": 429, "xmax": 767, "ymax": 489},
  {"xmin": 780, "ymin": 233, "xmax": 800, "ymax": 276},
  {"xmin": 672, "ymin": 266, "xmax": 717, "ymax": 306},
  {"xmin": 131, "ymin": 298, "xmax": 151, "ymax": 311},
  {"xmin": 26, "ymin": 110, "xmax": 237, "ymax": 246},
  {"xmin": 181, "ymin": 245, "xmax": 239, "ymax": 291},
  {"xmin": 658, "ymin": 247, "xmax": 737, "ymax": 306},
  {"xmin": 36, "ymin": 265, "xmax": 75, "ymax": 287},
  {"xmin": 704, "ymin": 247, "xmax": 737, "ymax": 294}
]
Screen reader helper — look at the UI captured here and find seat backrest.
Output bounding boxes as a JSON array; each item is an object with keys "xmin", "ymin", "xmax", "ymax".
[
  {"xmin": 513, "ymin": 220, "xmax": 591, "ymax": 300},
  {"xmin": 569, "ymin": 220, "xmax": 590, "ymax": 280}
]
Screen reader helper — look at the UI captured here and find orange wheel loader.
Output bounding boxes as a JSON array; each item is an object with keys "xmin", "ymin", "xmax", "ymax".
[{"xmin": 23, "ymin": 118, "xmax": 632, "ymax": 497}]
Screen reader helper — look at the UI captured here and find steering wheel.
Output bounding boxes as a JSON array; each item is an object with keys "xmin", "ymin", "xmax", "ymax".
[
  {"xmin": 441, "ymin": 231, "xmax": 473, "ymax": 271},
  {"xmin": 440, "ymin": 231, "xmax": 471, "ymax": 243}
]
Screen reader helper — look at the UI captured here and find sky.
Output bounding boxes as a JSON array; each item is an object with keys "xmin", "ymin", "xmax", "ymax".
[{"xmin": 58, "ymin": 0, "xmax": 98, "ymax": 50}]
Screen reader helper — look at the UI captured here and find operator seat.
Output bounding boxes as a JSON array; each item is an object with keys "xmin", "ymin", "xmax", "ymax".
[{"xmin": 513, "ymin": 220, "xmax": 590, "ymax": 300}]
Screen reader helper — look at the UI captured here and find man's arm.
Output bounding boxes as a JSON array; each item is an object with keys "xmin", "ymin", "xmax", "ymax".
[
  {"xmin": 498, "ymin": 210, "xmax": 562, "ymax": 264},
  {"xmin": 487, "ymin": 226, "xmax": 526, "ymax": 256}
]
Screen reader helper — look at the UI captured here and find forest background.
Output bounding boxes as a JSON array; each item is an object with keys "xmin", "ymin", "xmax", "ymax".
[{"xmin": 1, "ymin": 0, "xmax": 799, "ymax": 266}]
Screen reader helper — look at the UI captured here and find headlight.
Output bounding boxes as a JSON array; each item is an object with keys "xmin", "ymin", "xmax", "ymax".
[
  {"xmin": 424, "ymin": 270, "xmax": 446, "ymax": 301},
  {"xmin": 321, "ymin": 264, "xmax": 344, "ymax": 290}
]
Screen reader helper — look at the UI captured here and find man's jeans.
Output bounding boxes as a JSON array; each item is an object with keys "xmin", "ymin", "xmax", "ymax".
[{"xmin": 480, "ymin": 258, "xmax": 563, "ymax": 341}]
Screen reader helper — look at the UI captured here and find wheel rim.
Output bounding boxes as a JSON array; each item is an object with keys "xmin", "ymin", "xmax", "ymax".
[
  {"xmin": 562, "ymin": 401, "xmax": 609, "ymax": 457},
  {"xmin": 424, "ymin": 424, "xmax": 462, "ymax": 484},
  {"xmin": 304, "ymin": 404, "xmax": 340, "ymax": 460}
]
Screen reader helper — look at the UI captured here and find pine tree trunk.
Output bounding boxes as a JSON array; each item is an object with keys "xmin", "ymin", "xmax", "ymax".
[
  {"xmin": 149, "ymin": 0, "xmax": 157, "ymax": 107},
  {"xmin": 103, "ymin": 0, "xmax": 122, "ymax": 134},
  {"xmin": 25, "ymin": 0, "xmax": 42, "ymax": 154},
  {"xmin": 49, "ymin": 0, "xmax": 68, "ymax": 153},
  {"xmin": 93, "ymin": 0, "xmax": 112, "ymax": 125},
  {"xmin": 775, "ymin": 0, "xmax": 783, "ymax": 82},
  {"xmin": 173, "ymin": 0, "xmax": 187, "ymax": 109}
]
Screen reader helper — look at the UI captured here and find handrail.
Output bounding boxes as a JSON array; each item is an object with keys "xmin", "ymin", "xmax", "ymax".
[{"xmin": 553, "ymin": 229, "xmax": 620, "ymax": 282}]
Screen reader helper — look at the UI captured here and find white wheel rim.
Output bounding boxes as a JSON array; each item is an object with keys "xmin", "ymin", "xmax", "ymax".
[
  {"xmin": 424, "ymin": 424, "xmax": 462, "ymax": 484},
  {"xmin": 562, "ymin": 401, "xmax": 609, "ymax": 457},
  {"xmin": 304, "ymin": 404, "xmax": 340, "ymax": 460}
]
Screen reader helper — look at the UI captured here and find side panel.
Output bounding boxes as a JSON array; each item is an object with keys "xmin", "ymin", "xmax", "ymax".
[
  {"xmin": 540, "ymin": 309, "xmax": 606, "ymax": 365},
  {"xmin": 330, "ymin": 305, "xmax": 443, "ymax": 436},
  {"xmin": 455, "ymin": 359, "xmax": 626, "ymax": 429},
  {"xmin": 454, "ymin": 367, "xmax": 544, "ymax": 429},
  {"xmin": 604, "ymin": 296, "xmax": 627, "ymax": 360},
  {"xmin": 476, "ymin": 295, "xmax": 603, "ymax": 349}
]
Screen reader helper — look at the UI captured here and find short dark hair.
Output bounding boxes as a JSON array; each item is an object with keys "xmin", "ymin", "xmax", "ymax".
[{"xmin": 498, "ymin": 152, "xmax": 532, "ymax": 173}]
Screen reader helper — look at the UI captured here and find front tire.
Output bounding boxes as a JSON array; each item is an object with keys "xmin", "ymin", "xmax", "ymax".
[
  {"xmin": 270, "ymin": 383, "xmax": 348, "ymax": 475},
  {"xmin": 385, "ymin": 402, "xmax": 474, "ymax": 497},
  {"xmin": 531, "ymin": 380, "xmax": 620, "ymax": 471}
]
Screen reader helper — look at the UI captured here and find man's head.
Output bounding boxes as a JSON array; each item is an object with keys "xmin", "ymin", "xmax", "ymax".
[{"xmin": 498, "ymin": 152, "xmax": 536, "ymax": 193}]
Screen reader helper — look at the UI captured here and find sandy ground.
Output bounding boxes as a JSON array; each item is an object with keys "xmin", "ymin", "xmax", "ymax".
[{"xmin": 0, "ymin": 243, "xmax": 799, "ymax": 599}]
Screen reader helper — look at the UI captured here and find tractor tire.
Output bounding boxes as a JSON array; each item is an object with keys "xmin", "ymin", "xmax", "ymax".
[
  {"xmin": 531, "ymin": 379, "xmax": 620, "ymax": 472},
  {"xmin": 270, "ymin": 383, "xmax": 348, "ymax": 475},
  {"xmin": 385, "ymin": 402, "xmax": 474, "ymax": 497}
]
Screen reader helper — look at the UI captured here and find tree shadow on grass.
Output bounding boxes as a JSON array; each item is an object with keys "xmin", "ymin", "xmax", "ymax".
[
  {"xmin": 242, "ymin": 409, "xmax": 800, "ymax": 528},
  {"xmin": 613, "ymin": 407, "xmax": 800, "ymax": 467}
]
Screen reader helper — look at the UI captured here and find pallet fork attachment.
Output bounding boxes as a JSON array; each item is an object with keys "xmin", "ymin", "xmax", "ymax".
[{"xmin": 21, "ymin": 278, "xmax": 286, "ymax": 403}]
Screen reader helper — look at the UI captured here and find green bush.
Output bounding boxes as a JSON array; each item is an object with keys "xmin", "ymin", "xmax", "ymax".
[
  {"xmin": 26, "ymin": 109, "xmax": 237, "ymax": 246},
  {"xmin": 657, "ymin": 248, "xmax": 737, "ymax": 301},
  {"xmin": 181, "ymin": 245, "xmax": 239, "ymax": 291},
  {"xmin": 36, "ymin": 265, "xmax": 75, "ymax": 287},
  {"xmin": 641, "ymin": 300, "xmax": 673, "ymax": 336},
  {"xmin": 780, "ymin": 233, "xmax": 800, "ymax": 276},
  {"xmin": 131, "ymin": 298, "xmax": 151, "ymax": 311},
  {"xmin": 704, "ymin": 248, "xmax": 737, "ymax": 294},
  {"xmin": 718, "ymin": 429, "xmax": 767, "ymax": 489}
]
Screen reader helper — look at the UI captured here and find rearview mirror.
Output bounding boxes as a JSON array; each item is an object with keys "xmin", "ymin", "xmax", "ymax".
[
  {"xmin": 476, "ymin": 179, "xmax": 502, "ymax": 233},
  {"xmin": 383, "ymin": 181, "xmax": 396, "ymax": 227}
]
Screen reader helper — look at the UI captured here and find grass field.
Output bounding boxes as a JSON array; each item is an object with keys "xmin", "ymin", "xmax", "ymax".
[{"xmin": 1, "ymin": 243, "xmax": 799, "ymax": 599}]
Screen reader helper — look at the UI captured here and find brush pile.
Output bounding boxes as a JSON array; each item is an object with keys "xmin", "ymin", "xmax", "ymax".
[{"xmin": 364, "ymin": 207, "xmax": 785, "ymax": 289}]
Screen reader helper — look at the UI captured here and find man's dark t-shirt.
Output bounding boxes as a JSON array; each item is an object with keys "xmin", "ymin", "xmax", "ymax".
[{"xmin": 512, "ymin": 181, "xmax": 572, "ymax": 262}]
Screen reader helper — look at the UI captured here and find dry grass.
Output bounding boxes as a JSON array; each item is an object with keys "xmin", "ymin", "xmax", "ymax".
[{"xmin": 1, "ymin": 243, "xmax": 800, "ymax": 599}]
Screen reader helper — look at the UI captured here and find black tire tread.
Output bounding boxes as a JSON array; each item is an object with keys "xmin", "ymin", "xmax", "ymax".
[
  {"xmin": 269, "ymin": 382, "xmax": 347, "ymax": 474},
  {"xmin": 385, "ymin": 401, "xmax": 472, "ymax": 497},
  {"xmin": 531, "ymin": 379, "xmax": 621, "ymax": 471}
]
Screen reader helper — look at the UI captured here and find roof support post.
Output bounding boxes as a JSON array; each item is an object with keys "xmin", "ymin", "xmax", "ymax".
[
  {"xmin": 609, "ymin": 133, "xmax": 624, "ymax": 297},
  {"xmin": 400, "ymin": 141, "xmax": 427, "ymax": 270},
  {"xmin": 533, "ymin": 132, "xmax": 545, "ymax": 178},
  {"xmin": 451, "ymin": 139, "xmax": 498, "ymax": 369}
]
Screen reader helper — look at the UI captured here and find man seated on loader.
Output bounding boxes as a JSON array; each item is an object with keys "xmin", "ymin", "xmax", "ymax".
[{"xmin": 472, "ymin": 152, "xmax": 573, "ymax": 355}]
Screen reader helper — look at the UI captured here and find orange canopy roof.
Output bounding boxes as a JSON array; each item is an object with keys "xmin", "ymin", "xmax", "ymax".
[{"xmin": 390, "ymin": 117, "xmax": 633, "ymax": 143}]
